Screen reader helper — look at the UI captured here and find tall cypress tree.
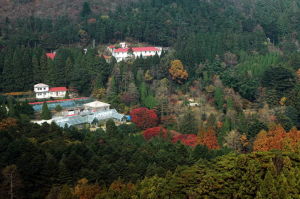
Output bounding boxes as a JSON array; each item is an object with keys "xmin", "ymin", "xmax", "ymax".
[
  {"xmin": 22, "ymin": 48, "xmax": 33, "ymax": 90},
  {"xmin": 179, "ymin": 109, "xmax": 198, "ymax": 134},
  {"xmin": 40, "ymin": 54, "xmax": 48, "ymax": 83},
  {"xmin": 80, "ymin": 2, "xmax": 92, "ymax": 18},
  {"xmin": 33, "ymin": 54, "xmax": 42, "ymax": 83},
  {"xmin": 41, "ymin": 103, "xmax": 51, "ymax": 120}
]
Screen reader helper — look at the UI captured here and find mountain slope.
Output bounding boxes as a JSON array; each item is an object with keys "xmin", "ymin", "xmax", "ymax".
[{"xmin": 0, "ymin": 0, "xmax": 137, "ymax": 20}]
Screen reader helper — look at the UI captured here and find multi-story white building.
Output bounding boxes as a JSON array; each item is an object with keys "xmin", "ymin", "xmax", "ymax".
[
  {"xmin": 34, "ymin": 83, "xmax": 67, "ymax": 99},
  {"xmin": 108, "ymin": 42, "xmax": 162, "ymax": 62}
]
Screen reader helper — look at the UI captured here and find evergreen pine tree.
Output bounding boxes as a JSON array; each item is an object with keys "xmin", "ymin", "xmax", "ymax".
[
  {"xmin": 41, "ymin": 103, "xmax": 51, "ymax": 120},
  {"xmin": 57, "ymin": 159, "xmax": 72, "ymax": 185},
  {"xmin": 22, "ymin": 48, "xmax": 33, "ymax": 90},
  {"xmin": 64, "ymin": 57, "xmax": 73, "ymax": 86},
  {"xmin": 179, "ymin": 109, "xmax": 198, "ymax": 134},
  {"xmin": 106, "ymin": 119, "xmax": 118, "ymax": 135},
  {"xmin": 259, "ymin": 169, "xmax": 279, "ymax": 199},
  {"xmin": 214, "ymin": 87, "xmax": 224, "ymax": 110},
  {"xmin": 1, "ymin": 48, "xmax": 15, "ymax": 91},
  {"xmin": 40, "ymin": 54, "xmax": 48, "ymax": 83},
  {"xmin": 32, "ymin": 54, "xmax": 42, "ymax": 83},
  {"xmin": 80, "ymin": 2, "xmax": 92, "ymax": 18}
]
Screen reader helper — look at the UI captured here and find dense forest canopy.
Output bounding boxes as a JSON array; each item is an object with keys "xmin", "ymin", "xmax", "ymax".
[{"xmin": 2, "ymin": 0, "xmax": 300, "ymax": 198}]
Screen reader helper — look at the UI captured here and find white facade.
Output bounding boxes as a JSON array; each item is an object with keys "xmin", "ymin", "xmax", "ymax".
[
  {"xmin": 109, "ymin": 43, "xmax": 163, "ymax": 62},
  {"xmin": 34, "ymin": 83, "xmax": 67, "ymax": 99},
  {"xmin": 34, "ymin": 83, "xmax": 50, "ymax": 99}
]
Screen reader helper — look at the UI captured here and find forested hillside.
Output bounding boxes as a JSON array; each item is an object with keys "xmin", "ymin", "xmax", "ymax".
[
  {"xmin": 0, "ymin": 0, "xmax": 137, "ymax": 19},
  {"xmin": 2, "ymin": 0, "xmax": 300, "ymax": 198}
]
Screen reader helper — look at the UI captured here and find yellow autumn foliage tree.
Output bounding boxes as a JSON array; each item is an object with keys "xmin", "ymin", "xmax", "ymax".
[{"xmin": 168, "ymin": 60, "xmax": 188, "ymax": 83}]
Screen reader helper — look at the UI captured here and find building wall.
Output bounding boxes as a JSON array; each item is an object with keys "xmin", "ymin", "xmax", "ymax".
[
  {"xmin": 49, "ymin": 91, "xmax": 66, "ymax": 98},
  {"xmin": 35, "ymin": 91, "xmax": 66, "ymax": 99},
  {"xmin": 34, "ymin": 85, "xmax": 49, "ymax": 93},
  {"xmin": 112, "ymin": 50, "xmax": 162, "ymax": 62},
  {"xmin": 36, "ymin": 92, "xmax": 50, "ymax": 99}
]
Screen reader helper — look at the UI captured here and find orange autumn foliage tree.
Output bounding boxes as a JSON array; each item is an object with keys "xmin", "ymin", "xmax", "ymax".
[
  {"xmin": 253, "ymin": 125, "xmax": 300, "ymax": 152},
  {"xmin": 0, "ymin": 118, "xmax": 18, "ymax": 131},
  {"xmin": 109, "ymin": 180, "xmax": 136, "ymax": 193},
  {"xmin": 283, "ymin": 128, "xmax": 300, "ymax": 151},
  {"xmin": 74, "ymin": 178, "xmax": 101, "ymax": 199},
  {"xmin": 168, "ymin": 60, "xmax": 188, "ymax": 84},
  {"xmin": 198, "ymin": 128, "xmax": 220, "ymax": 149}
]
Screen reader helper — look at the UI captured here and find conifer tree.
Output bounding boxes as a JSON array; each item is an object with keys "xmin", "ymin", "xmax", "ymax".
[
  {"xmin": 259, "ymin": 169, "xmax": 279, "ymax": 199},
  {"xmin": 57, "ymin": 158, "xmax": 72, "ymax": 185},
  {"xmin": 214, "ymin": 87, "xmax": 224, "ymax": 110},
  {"xmin": 80, "ymin": 2, "xmax": 92, "ymax": 18},
  {"xmin": 41, "ymin": 103, "xmax": 51, "ymax": 120},
  {"xmin": 40, "ymin": 54, "xmax": 48, "ymax": 83},
  {"xmin": 179, "ymin": 109, "xmax": 198, "ymax": 134},
  {"xmin": 22, "ymin": 48, "xmax": 33, "ymax": 89},
  {"xmin": 33, "ymin": 54, "xmax": 42, "ymax": 83},
  {"xmin": 64, "ymin": 57, "xmax": 73, "ymax": 86},
  {"xmin": 106, "ymin": 119, "xmax": 118, "ymax": 135}
]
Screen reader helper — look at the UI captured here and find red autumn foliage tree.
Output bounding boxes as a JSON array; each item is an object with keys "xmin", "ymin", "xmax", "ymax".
[
  {"xmin": 143, "ymin": 127, "xmax": 167, "ymax": 140},
  {"xmin": 130, "ymin": 108, "xmax": 158, "ymax": 129},
  {"xmin": 172, "ymin": 134, "xmax": 198, "ymax": 146},
  {"xmin": 253, "ymin": 125, "xmax": 300, "ymax": 152},
  {"xmin": 198, "ymin": 128, "xmax": 220, "ymax": 149}
]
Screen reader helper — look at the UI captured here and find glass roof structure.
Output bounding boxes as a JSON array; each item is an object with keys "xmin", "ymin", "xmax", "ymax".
[{"xmin": 52, "ymin": 109, "xmax": 125, "ymax": 127}]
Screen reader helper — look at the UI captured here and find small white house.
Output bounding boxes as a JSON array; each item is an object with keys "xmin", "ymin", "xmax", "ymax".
[
  {"xmin": 34, "ymin": 83, "xmax": 67, "ymax": 99},
  {"xmin": 108, "ymin": 42, "xmax": 163, "ymax": 62},
  {"xmin": 34, "ymin": 83, "xmax": 50, "ymax": 99}
]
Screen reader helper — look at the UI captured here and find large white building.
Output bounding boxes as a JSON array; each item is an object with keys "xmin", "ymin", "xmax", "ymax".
[
  {"xmin": 34, "ymin": 83, "xmax": 67, "ymax": 99},
  {"xmin": 108, "ymin": 42, "xmax": 162, "ymax": 62}
]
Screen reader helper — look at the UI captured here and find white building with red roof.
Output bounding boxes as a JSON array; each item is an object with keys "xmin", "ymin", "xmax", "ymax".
[
  {"xmin": 108, "ymin": 42, "xmax": 162, "ymax": 62},
  {"xmin": 34, "ymin": 83, "xmax": 67, "ymax": 99}
]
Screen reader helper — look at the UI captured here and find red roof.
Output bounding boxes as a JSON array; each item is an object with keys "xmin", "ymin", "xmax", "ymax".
[
  {"xmin": 29, "ymin": 97, "xmax": 89, "ymax": 105},
  {"xmin": 108, "ymin": 45, "xmax": 115, "ymax": 49},
  {"xmin": 114, "ymin": 47, "xmax": 160, "ymax": 53},
  {"xmin": 49, "ymin": 87, "xmax": 67, "ymax": 92},
  {"xmin": 46, "ymin": 52, "xmax": 56, "ymax": 60}
]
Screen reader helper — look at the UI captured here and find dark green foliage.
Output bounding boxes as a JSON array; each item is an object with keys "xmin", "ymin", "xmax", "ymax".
[
  {"xmin": 41, "ymin": 103, "xmax": 51, "ymax": 120},
  {"xmin": 106, "ymin": 119, "xmax": 118, "ymax": 135},
  {"xmin": 262, "ymin": 66, "xmax": 296, "ymax": 92},
  {"xmin": 275, "ymin": 112, "xmax": 294, "ymax": 131},
  {"xmin": 0, "ymin": 104, "xmax": 7, "ymax": 119},
  {"xmin": 80, "ymin": 2, "xmax": 92, "ymax": 18},
  {"xmin": 55, "ymin": 105, "xmax": 63, "ymax": 112},
  {"xmin": 179, "ymin": 110, "xmax": 198, "ymax": 134},
  {"xmin": 214, "ymin": 87, "xmax": 224, "ymax": 110}
]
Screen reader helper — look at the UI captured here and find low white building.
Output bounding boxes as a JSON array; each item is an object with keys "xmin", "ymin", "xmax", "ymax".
[
  {"xmin": 34, "ymin": 83, "xmax": 67, "ymax": 99},
  {"xmin": 108, "ymin": 42, "xmax": 162, "ymax": 62},
  {"xmin": 83, "ymin": 101, "xmax": 110, "ymax": 112}
]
